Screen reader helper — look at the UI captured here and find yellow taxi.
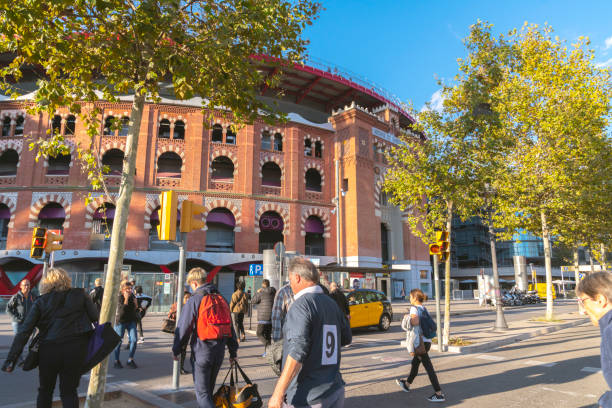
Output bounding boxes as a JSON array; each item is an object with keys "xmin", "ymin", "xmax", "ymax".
[{"xmin": 346, "ymin": 289, "xmax": 393, "ymax": 331}]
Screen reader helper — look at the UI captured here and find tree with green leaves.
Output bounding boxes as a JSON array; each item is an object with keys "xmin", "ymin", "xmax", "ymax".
[
  {"xmin": 385, "ymin": 21, "xmax": 513, "ymax": 346},
  {"xmin": 0, "ymin": 0, "xmax": 319, "ymax": 405},
  {"xmin": 491, "ymin": 23, "xmax": 612, "ymax": 321}
]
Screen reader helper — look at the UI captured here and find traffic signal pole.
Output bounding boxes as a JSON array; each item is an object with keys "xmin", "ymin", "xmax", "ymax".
[
  {"xmin": 172, "ymin": 232, "xmax": 187, "ymax": 390},
  {"xmin": 433, "ymin": 255, "xmax": 442, "ymax": 353}
]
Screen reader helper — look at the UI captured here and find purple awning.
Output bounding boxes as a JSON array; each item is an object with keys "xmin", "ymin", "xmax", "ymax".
[
  {"xmin": 0, "ymin": 207, "xmax": 9, "ymax": 219},
  {"xmin": 38, "ymin": 206, "xmax": 65, "ymax": 219},
  {"xmin": 305, "ymin": 217, "xmax": 324, "ymax": 234},
  {"xmin": 207, "ymin": 211, "xmax": 235, "ymax": 227},
  {"xmin": 94, "ymin": 208, "xmax": 115, "ymax": 219}
]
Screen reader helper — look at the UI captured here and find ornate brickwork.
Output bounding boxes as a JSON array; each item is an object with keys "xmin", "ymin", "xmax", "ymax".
[
  {"xmin": 210, "ymin": 148, "xmax": 238, "ymax": 177},
  {"xmin": 203, "ymin": 198, "xmax": 242, "ymax": 232},
  {"xmin": 100, "ymin": 137, "xmax": 126, "ymax": 155},
  {"xmin": 28, "ymin": 192, "xmax": 72, "ymax": 228},
  {"xmin": 300, "ymin": 206, "xmax": 331, "ymax": 238},
  {"xmin": 84, "ymin": 193, "xmax": 118, "ymax": 228},
  {"xmin": 259, "ymin": 152, "xmax": 285, "ymax": 177},
  {"xmin": 0, "ymin": 139, "xmax": 23, "ymax": 156},
  {"xmin": 156, "ymin": 140, "xmax": 186, "ymax": 171},
  {"xmin": 303, "ymin": 160, "xmax": 325, "ymax": 185},
  {"xmin": 254, "ymin": 201, "xmax": 290, "ymax": 235},
  {"xmin": 0, "ymin": 192, "xmax": 18, "ymax": 228}
]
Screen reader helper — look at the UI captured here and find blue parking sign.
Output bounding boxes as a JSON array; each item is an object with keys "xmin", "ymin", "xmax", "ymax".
[{"xmin": 249, "ymin": 264, "xmax": 263, "ymax": 276}]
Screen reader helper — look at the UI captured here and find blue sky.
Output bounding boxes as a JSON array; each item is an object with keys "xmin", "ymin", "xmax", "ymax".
[{"xmin": 303, "ymin": 0, "xmax": 612, "ymax": 110}]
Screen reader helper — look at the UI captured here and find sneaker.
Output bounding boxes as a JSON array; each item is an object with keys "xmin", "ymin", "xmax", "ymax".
[
  {"xmin": 137, "ymin": 338, "xmax": 144, "ymax": 344},
  {"xmin": 180, "ymin": 368, "xmax": 190, "ymax": 375},
  {"xmin": 427, "ymin": 393, "xmax": 445, "ymax": 403},
  {"xmin": 395, "ymin": 379, "xmax": 410, "ymax": 393},
  {"xmin": 113, "ymin": 360, "xmax": 123, "ymax": 369},
  {"xmin": 126, "ymin": 360, "xmax": 138, "ymax": 369}
]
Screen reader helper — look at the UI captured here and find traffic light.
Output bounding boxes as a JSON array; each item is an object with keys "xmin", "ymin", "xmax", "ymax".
[
  {"xmin": 45, "ymin": 231, "xmax": 63, "ymax": 253},
  {"xmin": 30, "ymin": 228, "xmax": 47, "ymax": 259},
  {"xmin": 158, "ymin": 190, "xmax": 178, "ymax": 241},
  {"xmin": 429, "ymin": 231, "xmax": 450, "ymax": 261},
  {"xmin": 180, "ymin": 200, "xmax": 206, "ymax": 233}
]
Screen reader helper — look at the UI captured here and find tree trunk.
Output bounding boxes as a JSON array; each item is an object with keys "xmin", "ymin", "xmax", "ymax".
[
  {"xmin": 443, "ymin": 201, "xmax": 453, "ymax": 348},
  {"xmin": 601, "ymin": 243, "xmax": 607, "ymax": 272},
  {"xmin": 540, "ymin": 210, "xmax": 554, "ymax": 321},
  {"xmin": 85, "ymin": 92, "xmax": 146, "ymax": 408}
]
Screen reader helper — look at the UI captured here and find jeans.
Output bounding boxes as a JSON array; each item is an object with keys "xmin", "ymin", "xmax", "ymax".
[
  {"xmin": 192, "ymin": 351, "xmax": 224, "ymax": 408},
  {"xmin": 114, "ymin": 321, "xmax": 138, "ymax": 361},
  {"xmin": 407, "ymin": 342, "xmax": 441, "ymax": 392},
  {"xmin": 256, "ymin": 323, "xmax": 272, "ymax": 347},
  {"xmin": 283, "ymin": 386, "xmax": 345, "ymax": 408},
  {"xmin": 38, "ymin": 335, "xmax": 88, "ymax": 408},
  {"xmin": 232, "ymin": 313, "xmax": 245, "ymax": 339}
]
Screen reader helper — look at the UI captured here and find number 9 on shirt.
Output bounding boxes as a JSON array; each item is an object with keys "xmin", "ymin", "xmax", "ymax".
[{"xmin": 322, "ymin": 324, "xmax": 338, "ymax": 365}]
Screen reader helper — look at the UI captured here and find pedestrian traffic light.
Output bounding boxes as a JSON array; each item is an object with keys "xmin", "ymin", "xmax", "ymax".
[
  {"xmin": 430, "ymin": 231, "xmax": 450, "ymax": 260},
  {"xmin": 45, "ymin": 231, "xmax": 63, "ymax": 253},
  {"xmin": 158, "ymin": 190, "xmax": 179, "ymax": 241},
  {"xmin": 180, "ymin": 200, "xmax": 206, "ymax": 233},
  {"xmin": 30, "ymin": 228, "xmax": 47, "ymax": 259},
  {"xmin": 429, "ymin": 242, "xmax": 442, "ymax": 255}
]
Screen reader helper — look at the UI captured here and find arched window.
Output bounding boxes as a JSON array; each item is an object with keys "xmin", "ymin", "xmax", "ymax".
[
  {"xmin": 65, "ymin": 115, "xmax": 76, "ymax": 135},
  {"xmin": 261, "ymin": 162, "xmax": 282, "ymax": 187},
  {"xmin": 1, "ymin": 117, "xmax": 11, "ymax": 137},
  {"xmin": 51, "ymin": 115, "xmax": 62, "ymax": 135},
  {"xmin": 211, "ymin": 156, "xmax": 234, "ymax": 181},
  {"xmin": 0, "ymin": 149, "xmax": 18, "ymax": 176},
  {"xmin": 305, "ymin": 168, "xmax": 322, "ymax": 192},
  {"xmin": 47, "ymin": 153, "xmax": 71, "ymax": 175},
  {"xmin": 0, "ymin": 203, "xmax": 9, "ymax": 249},
  {"xmin": 211, "ymin": 124, "xmax": 223, "ymax": 142},
  {"xmin": 225, "ymin": 126, "xmax": 236, "ymax": 144},
  {"xmin": 381, "ymin": 223, "xmax": 390, "ymax": 264},
  {"xmin": 118, "ymin": 116, "xmax": 130, "ymax": 137},
  {"xmin": 102, "ymin": 149, "xmax": 124, "ymax": 175},
  {"xmin": 206, "ymin": 208, "xmax": 235, "ymax": 253},
  {"xmin": 158, "ymin": 119, "xmax": 171, "ymax": 138},
  {"xmin": 103, "ymin": 116, "xmax": 114, "ymax": 135},
  {"xmin": 261, "ymin": 131, "xmax": 271, "ymax": 150},
  {"xmin": 92, "ymin": 203, "xmax": 115, "ymax": 238},
  {"xmin": 314, "ymin": 141, "xmax": 322, "ymax": 158},
  {"xmin": 38, "ymin": 202, "xmax": 65, "ymax": 231},
  {"xmin": 304, "ymin": 139, "xmax": 312, "ymax": 156},
  {"xmin": 274, "ymin": 133, "xmax": 283, "ymax": 151},
  {"xmin": 174, "ymin": 120, "xmax": 185, "ymax": 140},
  {"xmin": 305, "ymin": 216, "xmax": 325, "ymax": 256},
  {"xmin": 157, "ymin": 152, "xmax": 182, "ymax": 178},
  {"xmin": 258, "ymin": 211, "xmax": 284, "ymax": 252},
  {"xmin": 14, "ymin": 116, "xmax": 24, "ymax": 136}
]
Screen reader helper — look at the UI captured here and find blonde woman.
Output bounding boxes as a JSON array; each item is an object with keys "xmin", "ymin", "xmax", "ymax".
[{"xmin": 1, "ymin": 268, "xmax": 98, "ymax": 408}]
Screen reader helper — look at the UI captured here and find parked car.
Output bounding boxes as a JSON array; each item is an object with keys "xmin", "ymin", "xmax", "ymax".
[{"xmin": 345, "ymin": 289, "xmax": 393, "ymax": 331}]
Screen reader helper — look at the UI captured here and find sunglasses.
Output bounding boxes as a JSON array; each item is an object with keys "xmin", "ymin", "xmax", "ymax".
[{"xmin": 577, "ymin": 297, "xmax": 590, "ymax": 307}]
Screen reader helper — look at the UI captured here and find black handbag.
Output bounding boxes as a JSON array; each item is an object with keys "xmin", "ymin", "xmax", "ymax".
[
  {"xmin": 81, "ymin": 322, "xmax": 121, "ymax": 374},
  {"xmin": 23, "ymin": 292, "xmax": 67, "ymax": 371}
]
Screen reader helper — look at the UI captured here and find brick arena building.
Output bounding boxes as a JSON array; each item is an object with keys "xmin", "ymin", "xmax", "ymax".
[{"xmin": 0, "ymin": 59, "xmax": 432, "ymax": 304}]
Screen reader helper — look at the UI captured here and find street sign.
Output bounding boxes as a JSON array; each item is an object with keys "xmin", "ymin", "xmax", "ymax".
[{"xmin": 249, "ymin": 264, "xmax": 263, "ymax": 276}]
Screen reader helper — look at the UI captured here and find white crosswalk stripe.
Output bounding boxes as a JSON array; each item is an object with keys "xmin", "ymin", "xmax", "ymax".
[
  {"xmin": 476, "ymin": 354, "xmax": 505, "ymax": 361},
  {"xmin": 523, "ymin": 360, "xmax": 557, "ymax": 368}
]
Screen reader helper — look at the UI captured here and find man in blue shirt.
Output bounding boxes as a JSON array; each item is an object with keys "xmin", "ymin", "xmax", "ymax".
[
  {"xmin": 269, "ymin": 258, "xmax": 351, "ymax": 408},
  {"xmin": 173, "ymin": 267, "xmax": 239, "ymax": 408}
]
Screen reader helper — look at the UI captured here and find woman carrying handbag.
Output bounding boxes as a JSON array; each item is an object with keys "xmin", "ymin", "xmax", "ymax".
[
  {"xmin": 396, "ymin": 289, "xmax": 445, "ymax": 403},
  {"xmin": 1, "ymin": 268, "xmax": 99, "ymax": 408}
]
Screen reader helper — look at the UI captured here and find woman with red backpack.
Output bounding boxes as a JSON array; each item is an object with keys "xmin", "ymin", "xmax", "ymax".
[{"xmin": 396, "ymin": 288, "xmax": 445, "ymax": 403}]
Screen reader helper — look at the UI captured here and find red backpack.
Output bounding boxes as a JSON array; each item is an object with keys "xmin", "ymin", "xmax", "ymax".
[{"xmin": 197, "ymin": 293, "xmax": 232, "ymax": 341}]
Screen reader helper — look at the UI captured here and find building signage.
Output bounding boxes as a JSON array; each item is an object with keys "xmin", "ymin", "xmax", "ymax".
[
  {"xmin": 249, "ymin": 264, "xmax": 263, "ymax": 276},
  {"xmin": 372, "ymin": 127, "xmax": 402, "ymax": 146}
]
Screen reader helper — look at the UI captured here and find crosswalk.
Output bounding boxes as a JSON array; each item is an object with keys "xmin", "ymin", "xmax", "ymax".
[{"xmin": 475, "ymin": 353, "xmax": 599, "ymax": 372}]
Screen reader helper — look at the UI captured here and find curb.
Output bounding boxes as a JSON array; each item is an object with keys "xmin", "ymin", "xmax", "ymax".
[{"xmin": 446, "ymin": 317, "xmax": 590, "ymax": 354}]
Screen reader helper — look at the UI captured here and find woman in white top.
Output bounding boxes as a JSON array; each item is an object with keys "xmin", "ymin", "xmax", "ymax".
[{"xmin": 396, "ymin": 288, "xmax": 445, "ymax": 403}]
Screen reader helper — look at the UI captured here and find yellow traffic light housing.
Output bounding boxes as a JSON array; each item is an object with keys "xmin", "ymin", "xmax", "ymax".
[
  {"xmin": 30, "ymin": 228, "xmax": 47, "ymax": 259},
  {"xmin": 45, "ymin": 231, "xmax": 63, "ymax": 253},
  {"xmin": 430, "ymin": 230, "xmax": 450, "ymax": 260},
  {"xmin": 180, "ymin": 200, "xmax": 206, "ymax": 233},
  {"xmin": 157, "ymin": 190, "xmax": 178, "ymax": 241},
  {"xmin": 429, "ymin": 243, "xmax": 442, "ymax": 255}
]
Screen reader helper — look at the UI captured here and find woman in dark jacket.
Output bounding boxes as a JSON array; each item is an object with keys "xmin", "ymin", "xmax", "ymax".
[{"xmin": 1, "ymin": 267, "xmax": 98, "ymax": 408}]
